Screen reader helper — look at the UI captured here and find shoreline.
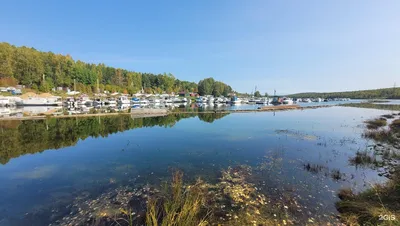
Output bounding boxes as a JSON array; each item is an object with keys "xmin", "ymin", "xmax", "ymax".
[{"xmin": 0, "ymin": 105, "xmax": 333, "ymax": 121}]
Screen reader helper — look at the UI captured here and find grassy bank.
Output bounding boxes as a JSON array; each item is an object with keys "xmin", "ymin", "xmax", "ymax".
[
  {"xmin": 336, "ymin": 167, "xmax": 400, "ymax": 226},
  {"xmin": 336, "ymin": 113, "xmax": 400, "ymax": 225},
  {"xmin": 341, "ymin": 102, "xmax": 400, "ymax": 111}
]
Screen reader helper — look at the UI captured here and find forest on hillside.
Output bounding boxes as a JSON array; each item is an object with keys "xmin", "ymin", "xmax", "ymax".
[
  {"xmin": 0, "ymin": 42, "xmax": 233, "ymax": 96},
  {"xmin": 288, "ymin": 87, "xmax": 400, "ymax": 99}
]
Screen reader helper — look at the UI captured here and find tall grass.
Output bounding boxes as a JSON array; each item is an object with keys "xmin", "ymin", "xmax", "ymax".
[
  {"xmin": 365, "ymin": 118, "xmax": 387, "ymax": 130},
  {"xmin": 336, "ymin": 167, "xmax": 400, "ymax": 226},
  {"xmin": 146, "ymin": 171, "xmax": 209, "ymax": 226}
]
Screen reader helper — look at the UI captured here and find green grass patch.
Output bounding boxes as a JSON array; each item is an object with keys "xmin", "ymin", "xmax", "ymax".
[
  {"xmin": 390, "ymin": 119, "xmax": 400, "ymax": 133},
  {"xmin": 365, "ymin": 118, "xmax": 387, "ymax": 130},
  {"xmin": 336, "ymin": 167, "xmax": 400, "ymax": 226}
]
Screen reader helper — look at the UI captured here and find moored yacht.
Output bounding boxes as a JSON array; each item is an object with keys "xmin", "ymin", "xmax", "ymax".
[
  {"xmin": 77, "ymin": 95, "xmax": 92, "ymax": 106},
  {"xmin": 17, "ymin": 96, "xmax": 62, "ymax": 106},
  {"xmin": 282, "ymin": 97, "xmax": 293, "ymax": 105},
  {"xmin": 256, "ymin": 98, "xmax": 269, "ymax": 105},
  {"xmin": 117, "ymin": 96, "xmax": 130, "ymax": 105},
  {"xmin": 105, "ymin": 98, "xmax": 117, "ymax": 105},
  {"xmin": 0, "ymin": 97, "xmax": 10, "ymax": 106},
  {"xmin": 94, "ymin": 98, "xmax": 104, "ymax": 106},
  {"xmin": 230, "ymin": 96, "xmax": 241, "ymax": 105}
]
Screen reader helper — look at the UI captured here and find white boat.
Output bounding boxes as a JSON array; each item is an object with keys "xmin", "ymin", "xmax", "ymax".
[
  {"xmin": 140, "ymin": 99, "xmax": 150, "ymax": 105},
  {"xmin": 23, "ymin": 106, "xmax": 63, "ymax": 114},
  {"xmin": 282, "ymin": 98, "xmax": 294, "ymax": 105},
  {"xmin": 0, "ymin": 107, "xmax": 11, "ymax": 115},
  {"xmin": 65, "ymin": 97, "xmax": 76, "ymax": 107},
  {"xmin": 131, "ymin": 97, "xmax": 140, "ymax": 104},
  {"xmin": 17, "ymin": 96, "xmax": 62, "ymax": 106},
  {"xmin": 149, "ymin": 98, "xmax": 161, "ymax": 104},
  {"xmin": 256, "ymin": 98, "xmax": 269, "ymax": 105},
  {"xmin": 208, "ymin": 97, "xmax": 214, "ymax": 104},
  {"xmin": 77, "ymin": 95, "xmax": 92, "ymax": 106},
  {"xmin": 0, "ymin": 97, "xmax": 10, "ymax": 106},
  {"xmin": 248, "ymin": 98, "xmax": 256, "ymax": 104},
  {"xmin": 303, "ymin": 98, "xmax": 312, "ymax": 103},
  {"xmin": 117, "ymin": 96, "xmax": 130, "ymax": 105},
  {"xmin": 93, "ymin": 98, "xmax": 104, "ymax": 106},
  {"xmin": 47, "ymin": 96, "xmax": 63, "ymax": 106},
  {"xmin": 105, "ymin": 98, "xmax": 117, "ymax": 105},
  {"xmin": 230, "ymin": 96, "xmax": 241, "ymax": 105},
  {"xmin": 172, "ymin": 97, "xmax": 182, "ymax": 103},
  {"xmin": 118, "ymin": 104, "xmax": 131, "ymax": 111}
]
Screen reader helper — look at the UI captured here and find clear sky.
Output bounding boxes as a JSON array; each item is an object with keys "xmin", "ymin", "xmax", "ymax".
[{"xmin": 1, "ymin": 0, "xmax": 399, "ymax": 94}]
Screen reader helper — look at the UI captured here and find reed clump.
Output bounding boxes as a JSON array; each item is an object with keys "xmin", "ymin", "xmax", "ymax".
[
  {"xmin": 145, "ymin": 166, "xmax": 277, "ymax": 226},
  {"xmin": 365, "ymin": 118, "xmax": 387, "ymax": 130},
  {"xmin": 336, "ymin": 167, "xmax": 400, "ymax": 226},
  {"xmin": 146, "ymin": 171, "xmax": 209, "ymax": 226}
]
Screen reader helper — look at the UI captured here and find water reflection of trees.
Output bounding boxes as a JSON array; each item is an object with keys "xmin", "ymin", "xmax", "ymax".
[
  {"xmin": 0, "ymin": 113, "xmax": 229, "ymax": 164},
  {"xmin": 197, "ymin": 113, "xmax": 229, "ymax": 123}
]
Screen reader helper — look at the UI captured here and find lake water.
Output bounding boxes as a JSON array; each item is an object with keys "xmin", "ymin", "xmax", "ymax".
[{"xmin": 0, "ymin": 106, "xmax": 396, "ymax": 225}]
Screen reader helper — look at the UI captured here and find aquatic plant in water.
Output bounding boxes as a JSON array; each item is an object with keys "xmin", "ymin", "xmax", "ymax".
[
  {"xmin": 365, "ymin": 118, "xmax": 387, "ymax": 130},
  {"xmin": 337, "ymin": 113, "xmax": 400, "ymax": 225},
  {"xmin": 336, "ymin": 167, "xmax": 400, "ymax": 226}
]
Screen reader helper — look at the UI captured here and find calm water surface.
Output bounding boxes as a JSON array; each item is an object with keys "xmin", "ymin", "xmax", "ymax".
[{"xmin": 0, "ymin": 106, "xmax": 396, "ymax": 224}]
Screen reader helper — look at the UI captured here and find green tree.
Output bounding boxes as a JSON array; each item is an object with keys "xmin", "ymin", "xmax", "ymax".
[
  {"xmin": 212, "ymin": 81, "xmax": 225, "ymax": 97},
  {"xmin": 254, "ymin": 91, "xmax": 262, "ymax": 97},
  {"xmin": 0, "ymin": 42, "xmax": 14, "ymax": 77},
  {"xmin": 198, "ymin": 78, "xmax": 215, "ymax": 96},
  {"xmin": 159, "ymin": 73, "xmax": 175, "ymax": 93}
]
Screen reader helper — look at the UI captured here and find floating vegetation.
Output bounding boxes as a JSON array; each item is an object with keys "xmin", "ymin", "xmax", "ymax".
[
  {"xmin": 390, "ymin": 119, "xmax": 400, "ymax": 133},
  {"xmin": 363, "ymin": 129, "xmax": 396, "ymax": 144},
  {"xmin": 57, "ymin": 185, "xmax": 155, "ymax": 225},
  {"xmin": 53, "ymin": 165, "xmax": 333, "ymax": 225},
  {"xmin": 303, "ymin": 163, "xmax": 327, "ymax": 174},
  {"xmin": 302, "ymin": 162, "xmax": 347, "ymax": 182},
  {"xmin": 275, "ymin": 129, "xmax": 317, "ymax": 141},
  {"xmin": 330, "ymin": 169, "xmax": 345, "ymax": 181},
  {"xmin": 367, "ymin": 100, "xmax": 390, "ymax": 103},
  {"xmin": 365, "ymin": 118, "xmax": 387, "ymax": 129},
  {"xmin": 348, "ymin": 151, "xmax": 381, "ymax": 169}
]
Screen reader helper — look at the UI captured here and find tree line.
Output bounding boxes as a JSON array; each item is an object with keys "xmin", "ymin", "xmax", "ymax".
[
  {"xmin": 288, "ymin": 87, "xmax": 400, "ymax": 99},
  {"xmin": 0, "ymin": 42, "xmax": 233, "ymax": 95}
]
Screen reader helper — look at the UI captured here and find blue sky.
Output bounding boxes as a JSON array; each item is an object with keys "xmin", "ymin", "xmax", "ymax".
[{"xmin": 1, "ymin": 0, "xmax": 399, "ymax": 94}]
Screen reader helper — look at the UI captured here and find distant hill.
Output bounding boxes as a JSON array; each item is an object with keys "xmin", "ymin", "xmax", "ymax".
[{"xmin": 288, "ymin": 87, "xmax": 400, "ymax": 99}]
